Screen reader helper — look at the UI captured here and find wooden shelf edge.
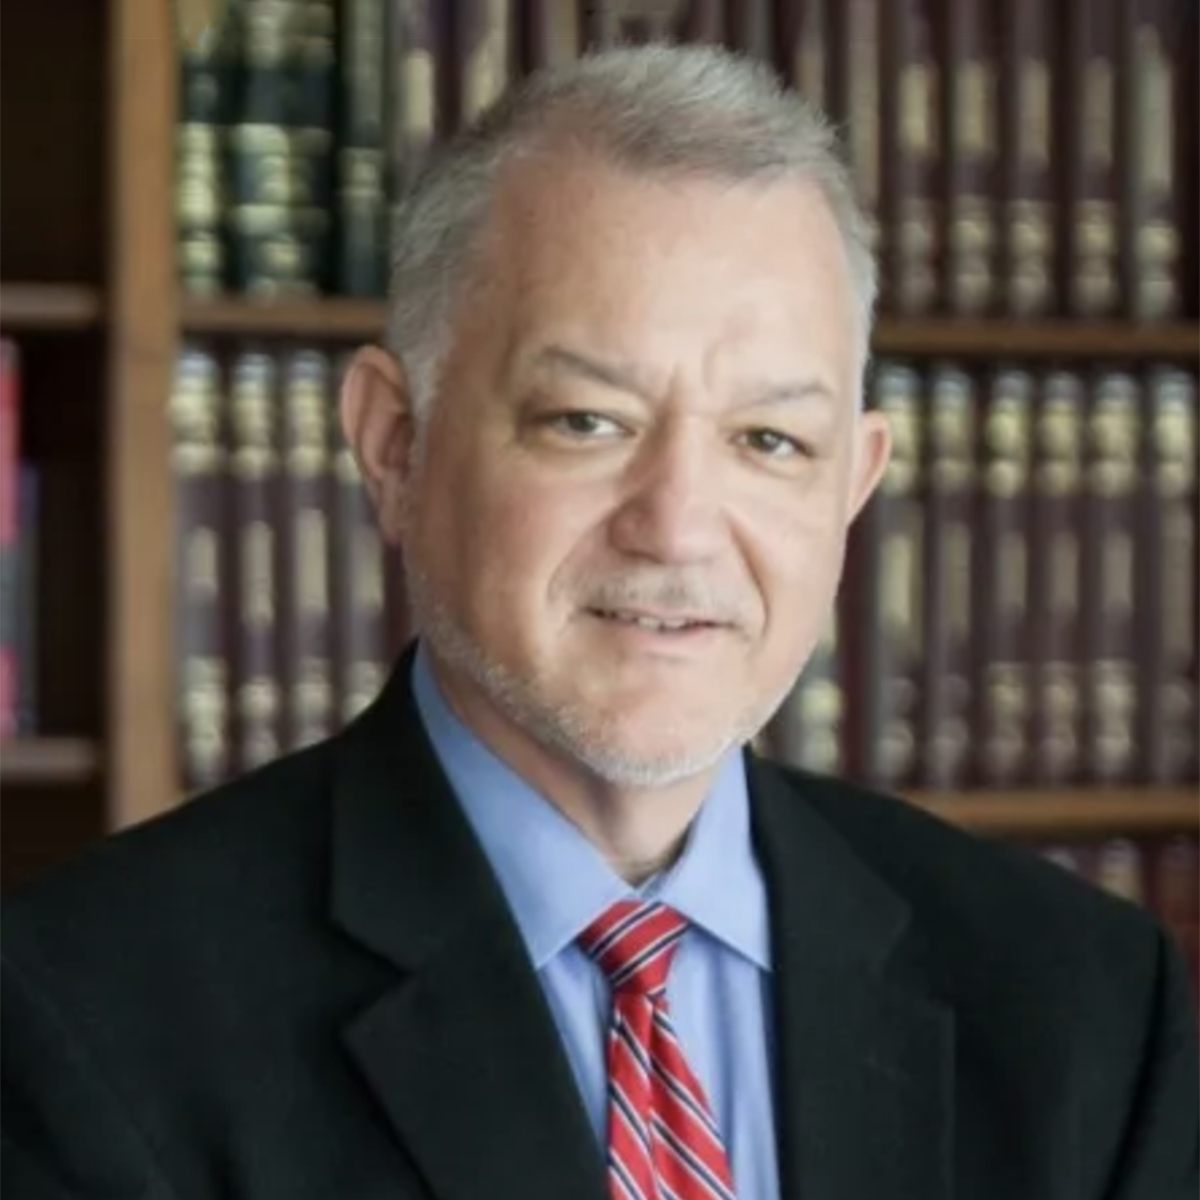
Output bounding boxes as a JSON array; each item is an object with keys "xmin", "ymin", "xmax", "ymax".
[
  {"xmin": 179, "ymin": 300, "xmax": 1200, "ymax": 358},
  {"xmin": 180, "ymin": 295, "xmax": 388, "ymax": 339},
  {"xmin": 0, "ymin": 284, "xmax": 104, "ymax": 330},
  {"xmin": 874, "ymin": 320, "xmax": 1200, "ymax": 359},
  {"xmin": 907, "ymin": 788, "xmax": 1200, "ymax": 838},
  {"xmin": 0, "ymin": 737, "xmax": 103, "ymax": 785}
]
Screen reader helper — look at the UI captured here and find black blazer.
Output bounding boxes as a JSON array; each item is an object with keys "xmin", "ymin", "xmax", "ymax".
[{"xmin": 3, "ymin": 652, "xmax": 1197, "ymax": 1200}]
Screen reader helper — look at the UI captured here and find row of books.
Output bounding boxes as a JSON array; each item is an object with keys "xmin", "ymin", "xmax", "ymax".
[
  {"xmin": 0, "ymin": 340, "xmax": 38, "ymax": 738},
  {"xmin": 172, "ymin": 345, "xmax": 1198, "ymax": 797},
  {"xmin": 172, "ymin": 344, "xmax": 403, "ymax": 790},
  {"xmin": 1036, "ymin": 833, "xmax": 1198, "ymax": 1000},
  {"xmin": 763, "ymin": 361, "xmax": 1198, "ymax": 791},
  {"xmin": 177, "ymin": 0, "xmax": 1195, "ymax": 318}
]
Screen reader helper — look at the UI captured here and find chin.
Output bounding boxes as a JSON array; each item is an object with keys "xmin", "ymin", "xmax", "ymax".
[{"xmin": 526, "ymin": 693, "xmax": 753, "ymax": 788}]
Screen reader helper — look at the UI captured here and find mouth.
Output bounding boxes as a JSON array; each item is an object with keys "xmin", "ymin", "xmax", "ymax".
[{"xmin": 587, "ymin": 608, "xmax": 725, "ymax": 634}]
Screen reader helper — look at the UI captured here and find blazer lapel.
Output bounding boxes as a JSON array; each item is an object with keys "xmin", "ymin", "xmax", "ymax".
[
  {"xmin": 329, "ymin": 654, "xmax": 609, "ymax": 1200},
  {"xmin": 749, "ymin": 757, "xmax": 956, "ymax": 1200}
]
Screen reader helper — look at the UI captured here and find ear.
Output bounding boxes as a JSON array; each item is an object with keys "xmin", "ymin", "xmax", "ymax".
[
  {"xmin": 845, "ymin": 408, "xmax": 892, "ymax": 522},
  {"xmin": 339, "ymin": 344, "xmax": 417, "ymax": 546}
]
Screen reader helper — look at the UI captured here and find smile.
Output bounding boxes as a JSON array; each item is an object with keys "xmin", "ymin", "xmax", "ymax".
[{"xmin": 590, "ymin": 609, "xmax": 721, "ymax": 633}]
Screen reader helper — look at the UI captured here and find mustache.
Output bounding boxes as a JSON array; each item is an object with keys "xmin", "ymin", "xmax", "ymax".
[{"xmin": 580, "ymin": 573, "xmax": 751, "ymax": 626}]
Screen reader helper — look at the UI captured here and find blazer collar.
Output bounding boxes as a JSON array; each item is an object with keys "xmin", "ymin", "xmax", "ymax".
[
  {"xmin": 748, "ymin": 755, "xmax": 956, "ymax": 1200},
  {"xmin": 328, "ymin": 649, "xmax": 954, "ymax": 1200}
]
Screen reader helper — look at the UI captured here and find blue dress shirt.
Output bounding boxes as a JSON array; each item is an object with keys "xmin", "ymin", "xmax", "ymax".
[{"xmin": 412, "ymin": 642, "xmax": 780, "ymax": 1199}]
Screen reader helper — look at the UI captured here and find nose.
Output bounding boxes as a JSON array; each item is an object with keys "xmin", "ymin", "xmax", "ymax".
[{"xmin": 608, "ymin": 418, "xmax": 727, "ymax": 564}]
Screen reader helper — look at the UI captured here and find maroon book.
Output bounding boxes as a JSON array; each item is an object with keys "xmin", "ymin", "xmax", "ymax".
[
  {"xmin": 880, "ymin": 0, "xmax": 939, "ymax": 315},
  {"xmin": 919, "ymin": 364, "xmax": 976, "ymax": 789},
  {"xmin": 999, "ymin": 0, "xmax": 1055, "ymax": 317},
  {"xmin": 848, "ymin": 364, "xmax": 924, "ymax": 791},
  {"xmin": 170, "ymin": 346, "xmax": 233, "ymax": 793},
  {"xmin": 827, "ymin": 0, "xmax": 881, "ymax": 258},
  {"xmin": 774, "ymin": 0, "xmax": 828, "ymax": 109},
  {"xmin": 1029, "ymin": 371, "xmax": 1085, "ymax": 786},
  {"xmin": 941, "ymin": 0, "xmax": 1000, "ymax": 315},
  {"xmin": 228, "ymin": 348, "xmax": 284, "ymax": 774},
  {"xmin": 971, "ymin": 368, "xmax": 1035, "ymax": 787},
  {"xmin": 1061, "ymin": 0, "xmax": 1120, "ymax": 317},
  {"xmin": 1080, "ymin": 370, "xmax": 1141, "ymax": 786},
  {"xmin": 1119, "ymin": 0, "xmax": 1185, "ymax": 319},
  {"xmin": 278, "ymin": 349, "xmax": 335, "ymax": 752},
  {"xmin": 1136, "ymin": 367, "xmax": 1197, "ymax": 783}
]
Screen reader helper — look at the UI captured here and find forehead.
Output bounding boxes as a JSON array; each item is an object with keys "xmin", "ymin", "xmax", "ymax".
[{"xmin": 473, "ymin": 151, "xmax": 856, "ymax": 372}]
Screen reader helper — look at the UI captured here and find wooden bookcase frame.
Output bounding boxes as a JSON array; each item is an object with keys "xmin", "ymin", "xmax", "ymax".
[{"xmin": 0, "ymin": 0, "xmax": 1196, "ymax": 889}]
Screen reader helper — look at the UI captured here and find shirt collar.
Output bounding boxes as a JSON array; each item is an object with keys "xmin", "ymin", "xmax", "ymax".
[{"xmin": 411, "ymin": 640, "xmax": 772, "ymax": 972}]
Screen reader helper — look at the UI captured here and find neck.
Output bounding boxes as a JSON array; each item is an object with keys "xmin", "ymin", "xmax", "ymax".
[{"xmin": 427, "ymin": 653, "xmax": 720, "ymax": 886}]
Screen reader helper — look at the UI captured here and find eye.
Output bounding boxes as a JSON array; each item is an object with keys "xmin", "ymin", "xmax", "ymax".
[
  {"xmin": 740, "ymin": 428, "xmax": 809, "ymax": 459},
  {"xmin": 545, "ymin": 410, "xmax": 626, "ymax": 439}
]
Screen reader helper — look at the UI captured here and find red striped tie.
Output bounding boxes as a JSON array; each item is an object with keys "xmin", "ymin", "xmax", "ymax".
[{"xmin": 579, "ymin": 899, "xmax": 738, "ymax": 1200}]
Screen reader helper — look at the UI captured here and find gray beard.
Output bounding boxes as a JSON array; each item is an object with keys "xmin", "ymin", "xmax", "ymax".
[{"xmin": 403, "ymin": 561, "xmax": 773, "ymax": 789}]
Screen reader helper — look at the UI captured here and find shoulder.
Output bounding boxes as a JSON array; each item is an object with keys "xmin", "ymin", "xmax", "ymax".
[
  {"xmin": 757, "ymin": 758, "xmax": 1174, "ymax": 995},
  {"xmin": 2, "ymin": 738, "xmax": 336, "ymax": 966}
]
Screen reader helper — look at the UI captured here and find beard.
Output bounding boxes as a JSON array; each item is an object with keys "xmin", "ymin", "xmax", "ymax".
[{"xmin": 402, "ymin": 556, "xmax": 782, "ymax": 789}]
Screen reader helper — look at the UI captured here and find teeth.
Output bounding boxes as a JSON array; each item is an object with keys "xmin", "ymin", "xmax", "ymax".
[{"xmin": 600, "ymin": 610, "xmax": 694, "ymax": 631}]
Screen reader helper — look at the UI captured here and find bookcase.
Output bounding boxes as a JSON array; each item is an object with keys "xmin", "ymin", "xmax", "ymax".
[{"xmin": 1, "ymin": 0, "xmax": 1197, "ymax": 916}]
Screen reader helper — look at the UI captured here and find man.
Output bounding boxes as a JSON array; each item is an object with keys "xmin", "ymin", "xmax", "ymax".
[{"xmin": 3, "ymin": 43, "xmax": 1196, "ymax": 1200}]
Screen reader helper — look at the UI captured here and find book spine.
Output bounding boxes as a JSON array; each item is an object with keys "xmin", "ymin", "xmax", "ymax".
[
  {"xmin": 1064, "ymin": 0, "xmax": 1120, "ymax": 317},
  {"xmin": 229, "ymin": 350, "xmax": 284, "ymax": 771},
  {"xmin": 279, "ymin": 349, "xmax": 335, "ymax": 750},
  {"xmin": 942, "ymin": 0, "xmax": 999, "ymax": 315},
  {"xmin": 524, "ymin": 0, "xmax": 582, "ymax": 69},
  {"xmin": 1000, "ymin": 0, "xmax": 1054, "ymax": 317},
  {"xmin": 1081, "ymin": 371, "xmax": 1140, "ymax": 785},
  {"xmin": 920, "ymin": 364, "xmax": 975, "ymax": 790},
  {"xmin": 456, "ymin": 0, "xmax": 514, "ymax": 127},
  {"xmin": 177, "ymin": 13, "xmax": 234, "ymax": 295},
  {"xmin": 973, "ymin": 368, "xmax": 1034, "ymax": 786},
  {"xmin": 1122, "ymin": 0, "xmax": 1183, "ymax": 320},
  {"xmin": 0, "ymin": 339, "xmax": 20, "ymax": 739},
  {"xmin": 853, "ymin": 364, "xmax": 923, "ymax": 790},
  {"xmin": 1029, "ymin": 371, "xmax": 1085, "ymax": 785},
  {"xmin": 829, "ymin": 0, "xmax": 881, "ymax": 259},
  {"xmin": 880, "ymin": 0, "xmax": 939, "ymax": 315},
  {"xmin": 227, "ymin": 0, "xmax": 306, "ymax": 298},
  {"xmin": 724, "ymin": 0, "xmax": 772, "ymax": 61},
  {"xmin": 776, "ymin": 0, "xmax": 828, "ymax": 111},
  {"xmin": 337, "ymin": 0, "xmax": 388, "ymax": 297},
  {"xmin": 1137, "ymin": 367, "xmax": 1197, "ymax": 782},
  {"xmin": 287, "ymin": 0, "xmax": 336, "ymax": 291},
  {"xmin": 586, "ymin": 0, "xmax": 720, "ymax": 45},
  {"xmin": 170, "ymin": 348, "xmax": 233, "ymax": 792},
  {"xmin": 386, "ymin": 1, "xmax": 443, "ymax": 281}
]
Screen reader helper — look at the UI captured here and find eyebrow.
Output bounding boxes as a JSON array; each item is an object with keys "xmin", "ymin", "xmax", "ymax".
[{"xmin": 531, "ymin": 343, "xmax": 838, "ymax": 411}]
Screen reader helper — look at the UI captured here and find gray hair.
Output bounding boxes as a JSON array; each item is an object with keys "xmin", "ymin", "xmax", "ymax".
[{"xmin": 386, "ymin": 42, "xmax": 878, "ymax": 418}]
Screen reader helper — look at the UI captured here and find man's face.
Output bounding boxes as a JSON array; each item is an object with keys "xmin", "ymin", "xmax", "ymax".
[{"xmin": 365, "ymin": 154, "xmax": 889, "ymax": 786}]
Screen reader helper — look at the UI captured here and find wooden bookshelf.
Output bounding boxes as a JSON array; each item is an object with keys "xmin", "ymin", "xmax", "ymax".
[
  {"xmin": 0, "ymin": 284, "xmax": 104, "ymax": 331},
  {"xmin": 1, "ymin": 0, "xmax": 1197, "ymax": 891},
  {"xmin": 910, "ymin": 788, "xmax": 1199, "ymax": 839},
  {"xmin": 180, "ymin": 297, "xmax": 1200, "ymax": 360},
  {"xmin": 1, "ymin": 737, "xmax": 102, "ymax": 785},
  {"xmin": 181, "ymin": 295, "xmax": 388, "ymax": 339}
]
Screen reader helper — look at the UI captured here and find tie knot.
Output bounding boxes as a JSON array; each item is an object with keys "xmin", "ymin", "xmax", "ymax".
[{"xmin": 578, "ymin": 899, "xmax": 688, "ymax": 997}]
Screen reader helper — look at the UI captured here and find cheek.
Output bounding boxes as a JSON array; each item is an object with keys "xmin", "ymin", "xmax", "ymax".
[{"xmin": 738, "ymin": 483, "xmax": 847, "ymax": 617}]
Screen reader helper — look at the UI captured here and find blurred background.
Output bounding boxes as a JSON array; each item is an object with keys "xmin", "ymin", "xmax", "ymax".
[{"xmin": 0, "ymin": 1, "xmax": 1196, "ymax": 994}]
